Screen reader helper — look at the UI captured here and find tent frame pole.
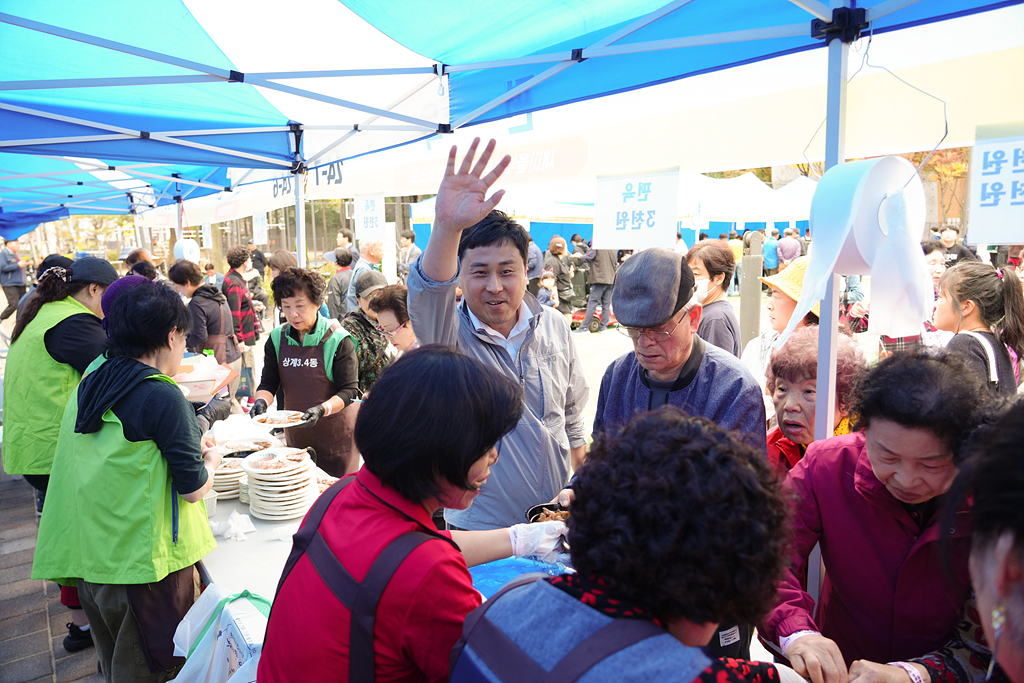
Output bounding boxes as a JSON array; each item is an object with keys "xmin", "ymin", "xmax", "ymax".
[
  {"xmin": 295, "ymin": 173, "xmax": 306, "ymax": 267},
  {"xmin": 813, "ymin": 0, "xmax": 851, "ymax": 444}
]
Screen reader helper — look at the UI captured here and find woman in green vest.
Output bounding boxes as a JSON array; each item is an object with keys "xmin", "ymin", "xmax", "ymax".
[
  {"xmin": 3, "ymin": 256, "xmax": 117, "ymax": 653},
  {"xmin": 31, "ymin": 282, "xmax": 222, "ymax": 682}
]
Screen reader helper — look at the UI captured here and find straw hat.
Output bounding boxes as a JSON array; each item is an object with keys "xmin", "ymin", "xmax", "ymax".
[{"xmin": 759, "ymin": 256, "xmax": 820, "ymax": 317}]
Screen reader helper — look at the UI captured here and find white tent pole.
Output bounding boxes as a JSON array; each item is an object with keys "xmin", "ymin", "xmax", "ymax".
[
  {"xmin": 452, "ymin": 0, "xmax": 697, "ymax": 129},
  {"xmin": 0, "ymin": 13, "xmax": 234, "ymax": 79},
  {"xmin": 813, "ymin": 0, "xmax": 851, "ymax": 444},
  {"xmin": 245, "ymin": 77, "xmax": 438, "ymax": 129},
  {"xmin": 307, "ymin": 74, "xmax": 439, "ymax": 164},
  {"xmin": 0, "ymin": 75, "xmax": 223, "ymax": 90},
  {"xmin": 295, "ymin": 173, "xmax": 306, "ymax": 267},
  {"xmin": 247, "ymin": 68, "xmax": 435, "ymax": 79},
  {"xmin": 447, "ymin": 22, "xmax": 806, "ymax": 71},
  {"xmin": 177, "ymin": 197, "xmax": 183, "ymax": 240},
  {"xmin": 866, "ymin": 0, "xmax": 924, "ymax": 22},
  {"xmin": 0, "ymin": 102, "xmax": 294, "ymax": 168},
  {"xmin": 787, "ymin": 0, "xmax": 832, "ymax": 22}
]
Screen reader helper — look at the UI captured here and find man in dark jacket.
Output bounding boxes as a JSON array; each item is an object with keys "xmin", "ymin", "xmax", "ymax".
[
  {"xmin": 575, "ymin": 248, "xmax": 617, "ymax": 333},
  {"xmin": 168, "ymin": 261, "xmax": 244, "ymax": 412},
  {"xmin": 248, "ymin": 240, "xmax": 267, "ymax": 275},
  {"xmin": 325, "ymin": 248, "xmax": 354, "ymax": 320},
  {"xmin": 0, "ymin": 237, "xmax": 30, "ymax": 321}
]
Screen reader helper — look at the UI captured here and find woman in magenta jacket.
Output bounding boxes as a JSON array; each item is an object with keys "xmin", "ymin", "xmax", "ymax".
[{"xmin": 762, "ymin": 350, "xmax": 1000, "ymax": 683}]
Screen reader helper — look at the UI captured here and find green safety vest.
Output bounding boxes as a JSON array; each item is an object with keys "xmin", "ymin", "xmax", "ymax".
[
  {"xmin": 31, "ymin": 367, "xmax": 216, "ymax": 585},
  {"xmin": 269, "ymin": 314, "xmax": 354, "ymax": 383},
  {"xmin": 2, "ymin": 297, "xmax": 96, "ymax": 475}
]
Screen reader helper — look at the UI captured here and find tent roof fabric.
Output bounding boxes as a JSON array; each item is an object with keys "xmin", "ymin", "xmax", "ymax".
[
  {"xmin": 0, "ymin": 152, "xmax": 228, "ymax": 215},
  {"xmin": 344, "ymin": 0, "xmax": 1020, "ymax": 128},
  {"xmin": 1, "ymin": 0, "xmax": 1019, "ymax": 178}
]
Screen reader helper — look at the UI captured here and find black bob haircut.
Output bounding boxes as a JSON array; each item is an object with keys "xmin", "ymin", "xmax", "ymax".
[
  {"xmin": 106, "ymin": 281, "xmax": 193, "ymax": 360},
  {"xmin": 457, "ymin": 210, "xmax": 530, "ymax": 267},
  {"xmin": 354, "ymin": 345, "xmax": 523, "ymax": 504},
  {"xmin": 849, "ymin": 349, "xmax": 993, "ymax": 463},
  {"xmin": 272, "ymin": 267, "xmax": 325, "ymax": 306},
  {"xmin": 570, "ymin": 406, "xmax": 789, "ymax": 626}
]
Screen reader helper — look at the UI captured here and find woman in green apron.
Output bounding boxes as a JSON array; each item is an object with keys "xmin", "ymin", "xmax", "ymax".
[
  {"xmin": 3, "ymin": 256, "xmax": 117, "ymax": 653},
  {"xmin": 251, "ymin": 267, "xmax": 360, "ymax": 477}
]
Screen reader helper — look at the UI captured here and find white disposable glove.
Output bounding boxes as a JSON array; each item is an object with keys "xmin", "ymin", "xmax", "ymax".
[{"xmin": 508, "ymin": 521, "xmax": 570, "ymax": 565}]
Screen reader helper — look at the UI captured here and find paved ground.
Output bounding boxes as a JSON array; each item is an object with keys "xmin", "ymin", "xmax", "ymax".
[{"xmin": 0, "ymin": 471, "xmax": 102, "ymax": 683}]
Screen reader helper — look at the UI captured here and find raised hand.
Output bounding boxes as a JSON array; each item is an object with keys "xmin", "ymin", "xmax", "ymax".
[{"xmin": 434, "ymin": 138, "xmax": 511, "ymax": 233}]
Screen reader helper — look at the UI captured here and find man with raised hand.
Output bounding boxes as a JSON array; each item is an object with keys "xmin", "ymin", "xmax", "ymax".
[{"xmin": 407, "ymin": 138, "xmax": 589, "ymax": 531}]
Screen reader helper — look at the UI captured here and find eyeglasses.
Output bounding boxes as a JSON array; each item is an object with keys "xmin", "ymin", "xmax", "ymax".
[
  {"xmin": 617, "ymin": 311, "xmax": 686, "ymax": 342},
  {"xmin": 376, "ymin": 320, "xmax": 407, "ymax": 338}
]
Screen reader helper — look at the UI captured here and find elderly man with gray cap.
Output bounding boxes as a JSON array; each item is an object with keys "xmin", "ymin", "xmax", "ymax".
[
  {"xmin": 594, "ymin": 247, "xmax": 766, "ymax": 451},
  {"xmin": 407, "ymin": 138, "xmax": 589, "ymax": 531},
  {"xmin": 345, "ymin": 240, "xmax": 384, "ymax": 313},
  {"xmin": 583, "ymin": 247, "xmax": 766, "ymax": 661}
]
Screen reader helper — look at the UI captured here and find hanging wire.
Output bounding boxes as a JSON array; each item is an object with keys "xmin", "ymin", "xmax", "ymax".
[{"xmin": 800, "ymin": 23, "xmax": 949, "ymax": 188}]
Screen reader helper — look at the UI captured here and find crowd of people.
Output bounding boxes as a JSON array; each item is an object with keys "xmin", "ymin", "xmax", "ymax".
[{"xmin": 2, "ymin": 136, "xmax": 1024, "ymax": 683}]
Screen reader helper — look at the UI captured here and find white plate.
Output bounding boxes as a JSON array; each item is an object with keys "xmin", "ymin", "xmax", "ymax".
[
  {"xmin": 248, "ymin": 486, "xmax": 317, "ymax": 505},
  {"xmin": 223, "ymin": 435, "xmax": 282, "ymax": 455},
  {"xmin": 247, "ymin": 470, "xmax": 313, "ymax": 488},
  {"xmin": 248, "ymin": 499, "xmax": 314, "ymax": 512},
  {"xmin": 248, "ymin": 504, "xmax": 312, "ymax": 521},
  {"xmin": 216, "ymin": 491, "xmax": 239, "ymax": 500},
  {"xmin": 250, "ymin": 410, "xmax": 308, "ymax": 428},
  {"xmin": 241, "ymin": 448, "xmax": 309, "ymax": 475}
]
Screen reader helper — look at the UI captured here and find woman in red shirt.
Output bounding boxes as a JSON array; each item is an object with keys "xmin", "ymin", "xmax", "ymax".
[{"xmin": 258, "ymin": 346, "xmax": 568, "ymax": 683}]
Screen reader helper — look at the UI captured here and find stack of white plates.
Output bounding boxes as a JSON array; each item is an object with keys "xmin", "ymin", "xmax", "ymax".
[
  {"xmin": 212, "ymin": 458, "xmax": 246, "ymax": 500},
  {"xmin": 240, "ymin": 448, "xmax": 317, "ymax": 521}
]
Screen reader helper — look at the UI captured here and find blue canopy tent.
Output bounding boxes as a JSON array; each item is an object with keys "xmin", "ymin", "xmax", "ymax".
[
  {"xmin": 1, "ymin": 0, "xmax": 1017, "ymax": 606},
  {"xmin": 0, "ymin": 206, "xmax": 69, "ymax": 241},
  {"xmin": 2, "ymin": 0, "xmax": 1019, "ymax": 267}
]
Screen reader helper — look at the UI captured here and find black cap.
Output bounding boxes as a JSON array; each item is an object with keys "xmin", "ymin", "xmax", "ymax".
[
  {"xmin": 69, "ymin": 257, "xmax": 118, "ymax": 286},
  {"xmin": 38, "ymin": 254, "xmax": 73, "ymax": 277}
]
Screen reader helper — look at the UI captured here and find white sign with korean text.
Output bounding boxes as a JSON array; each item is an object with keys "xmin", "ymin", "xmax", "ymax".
[
  {"xmin": 969, "ymin": 137, "xmax": 1024, "ymax": 244},
  {"xmin": 201, "ymin": 223, "xmax": 212, "ymax": 249},
  {"xmin": 252, "ymin": 213, "xmax": 268, "ymax": 245},
  {"xmin": 593, "ymin": 169, "xmax": 679, "ymax": 250},
  {"xmin": 355, "ymin": 195, "xmax": 386, "ymax": 244}
]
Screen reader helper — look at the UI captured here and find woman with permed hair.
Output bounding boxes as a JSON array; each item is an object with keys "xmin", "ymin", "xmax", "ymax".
[
  {"xmin": 251, "ymin": 267, "xmax": 360, "ymax": 476},
  {"xmin": 765, "ymin": 325, "xmax": 867, "ymax": 475},
  {"xmin": 450, "ymin": 406, "xmax": 802, "ymax": 683},
  {"xmin": 763, "ymin": 350, "xmax": 1002, "ymax": 683}
]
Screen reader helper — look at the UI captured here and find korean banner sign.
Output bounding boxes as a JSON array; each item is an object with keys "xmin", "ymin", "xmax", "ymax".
[
  {"xmin": 355, "ymin": 195, "xmax": 386, "ymax": 243},
  {"xmin": 969, "ymin": 136, "xmax": 1024, "ymax": 244},
  {"xmin": 593, "ymin": 169, "xmax": 679, "ymax": 250},
  {"xmin": 252, "ymin": 213, "xmax": 268, "ymax": 245}
]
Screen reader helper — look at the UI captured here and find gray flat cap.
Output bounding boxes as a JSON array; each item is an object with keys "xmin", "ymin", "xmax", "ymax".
[{"xmin": 612, "ymin": 248, "xmax": 695, "ymax": 328}]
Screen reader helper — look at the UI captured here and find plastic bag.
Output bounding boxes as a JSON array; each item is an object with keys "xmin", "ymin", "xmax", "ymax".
[{"xmin": 172, "ymin": 584, "xmax": 271, "ymax": 683}]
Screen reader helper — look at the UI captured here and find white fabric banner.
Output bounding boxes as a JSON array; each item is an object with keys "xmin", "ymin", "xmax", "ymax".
[
  {"xmin": 201, "ymin": 223, "xmax": 212, "ymax": 249},
  {"xmin": 355, "ymin": 195, "xmax": 386, "ymax": 244},
  {"xmin": 968, "ymin": 137, "xmax": 1024, "ymax": 244},
  {"xmin": 593, "ymin": 169, "xmax": 679, "ymax": 250},
  {"xmin": 252, "ymin": 213, "xmax": 268, "ymax": 245}
]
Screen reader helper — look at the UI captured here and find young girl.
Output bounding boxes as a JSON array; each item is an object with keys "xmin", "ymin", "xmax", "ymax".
[
  {"xmin": 536, "ymin": 269, "xmax": 559, "ymax": 308},
  {"xmin": 936, "ymin": 260, "xmax": 1024, "ymax": 395}
]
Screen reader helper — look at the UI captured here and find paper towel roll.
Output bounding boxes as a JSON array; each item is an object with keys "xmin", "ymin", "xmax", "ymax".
[
  {"xmin": 173, "ymin": 238, "xmax": 201, "ymax": 264},
  {"xmin": 776, "ymin": 156, "xmax": 934, "ymax": 346}
]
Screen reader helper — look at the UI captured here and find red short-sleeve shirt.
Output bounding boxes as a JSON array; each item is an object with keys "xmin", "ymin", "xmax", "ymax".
[{"xmin": 258, "ymin": 468, "xmax": 482, "ymax": 683}]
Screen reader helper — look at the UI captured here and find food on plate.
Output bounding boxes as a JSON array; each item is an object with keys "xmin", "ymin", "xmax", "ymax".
[
  {"xmin": 217, "ymin": 459, "xmax": 243, "ymax": 471},
  {"xmin": 285, "ymin": 450, "xmax": 309, "ymax": 463},
  {"xmin": 251, "ymin": 456, "xmax": 290, "ymax": 471},
  {"xmin": 254, "ymin": 411, "xmax": 304, "ymax": 426},
  {"xmin": 535, "ymin": 509, "xmax": 569, "ymax": 523}
]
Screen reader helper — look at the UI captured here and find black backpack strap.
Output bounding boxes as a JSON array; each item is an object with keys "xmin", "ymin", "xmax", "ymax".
[
  {"xmin": 454, "ymin": 576, "xmax": 667, "ymax": 683},
  {"xmin": 273, "ymin": 476, "xmax": 353, "ymax": 600}
]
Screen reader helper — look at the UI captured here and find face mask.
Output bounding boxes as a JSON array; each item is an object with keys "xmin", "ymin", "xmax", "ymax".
[{"xmin": 694, "ymin": 278, "xmax": 711, "ymax": 303}]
